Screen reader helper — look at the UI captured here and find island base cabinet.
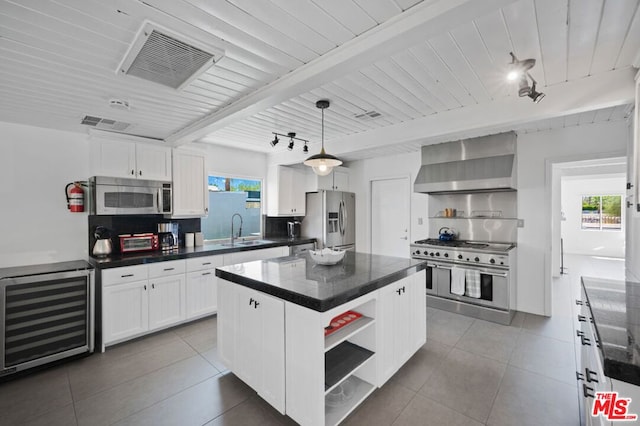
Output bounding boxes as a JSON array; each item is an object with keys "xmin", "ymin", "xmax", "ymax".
[
  {"xmin": 217, "ymin": 279, "xmax": 286, "ymax": 414},
  {"xmin": 378, "ymin": 271, "xmax": 426, "ymax": 386}
]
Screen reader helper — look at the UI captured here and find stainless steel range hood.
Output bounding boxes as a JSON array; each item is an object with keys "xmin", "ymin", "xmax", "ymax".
[{"xmin": 414, "ymin": 132, "xmax": 517, "ymax": 194}]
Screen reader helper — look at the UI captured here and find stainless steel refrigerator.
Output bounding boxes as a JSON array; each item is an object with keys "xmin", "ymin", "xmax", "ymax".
[{"xmin": 302, "ymin": 190, "xmax": 355, "ymax": 250}]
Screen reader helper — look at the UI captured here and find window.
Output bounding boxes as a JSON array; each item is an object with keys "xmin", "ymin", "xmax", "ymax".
[
  {"xmin": 200, "ymin": 175, "xmax": 262, "ymax": 240},
  {"xmin": 581, "ymin": 195, "xmax": 622, "ymax": 231}
]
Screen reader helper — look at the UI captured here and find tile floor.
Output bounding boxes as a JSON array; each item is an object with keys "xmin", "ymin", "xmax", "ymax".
[{"xmin": 0, "ymin": 254, "xmax": 625, "ymax": 426}]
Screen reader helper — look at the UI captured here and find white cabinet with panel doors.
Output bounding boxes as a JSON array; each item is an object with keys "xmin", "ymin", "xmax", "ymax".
[
  {"xmin": 90, "ymin": 138, "xmax": 172, "ymax": 181},
  {"xmin": 307, "ymin": 167, "xmax": 350, "ymax": 192},
  {"xmin": 101, "ymin": 260, "xmax": 186, "ymax": 350},
  {"xmin": 217, "ymin": 279, "xmax": 286, "ymax": 413},
  {"xmin": 172, "ymin": 149, "xmax": 208, "ymax": 218},
  {"xmin": 185, "ymin": 254, "xmax": 223, "ymax": 319},
  {"xmin": 377, "ymin": 271, "xmax": 426, "ymax": 385},
  {"xmin": 267, "ymin": 165, "xmax": 306, "ymax": 216}
]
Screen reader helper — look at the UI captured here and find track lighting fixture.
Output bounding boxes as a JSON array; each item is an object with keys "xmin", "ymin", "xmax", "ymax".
[
  {"xmin": 508, "ymin": 52, "xmax": 545, "ymax": 103},
  {"xmin": 269, "ymin": 131, "xmax": 309, "ymax": 152},
  {"xmin": 303, "ymin": 142, "xmax": 308, "ymax": 153},
  {"xmin": 304, "ymin": 100, "xmax": 342, "ymax": 176}
]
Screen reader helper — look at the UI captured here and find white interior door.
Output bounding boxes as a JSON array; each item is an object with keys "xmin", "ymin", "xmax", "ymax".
[{"xmin": 371, "ymin": 177, "xmax": 410, "ymax": 257}]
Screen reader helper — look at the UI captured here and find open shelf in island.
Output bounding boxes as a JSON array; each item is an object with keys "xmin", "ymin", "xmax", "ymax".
[
  {"xmin": 325, "ymin": 341, "xmax": 374, "ymax": 391},
  {"xmin": 325, "ymin": 374, "xmax": 376, "ymax": 426},
  {"xmin": 325, "ymin": 315, "xmax": 374, "ymax": 352}
]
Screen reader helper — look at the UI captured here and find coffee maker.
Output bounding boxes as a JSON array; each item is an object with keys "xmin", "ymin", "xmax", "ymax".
[
  {"xmin": 287, "ymin": 221, "xmax": 301, "ymax": 239},
  {"xmin": 157, "ymin": 222, "xmax": 179, "ymax": 251}
]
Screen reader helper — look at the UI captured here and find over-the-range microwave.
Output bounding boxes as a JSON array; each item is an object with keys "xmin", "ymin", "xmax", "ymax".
[{"xmin": 89, "ymin": 176, "xmax": 172, "ymax": 215}]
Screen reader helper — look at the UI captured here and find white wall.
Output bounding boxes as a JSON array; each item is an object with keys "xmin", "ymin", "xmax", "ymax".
[
  {"xmin": 518, "ymin": 121, "xmax": 628, "ymax": 315},
  {"xmin": 561, "ymin": 175, "xmax": 626, "ymax": 258},
  {"xmin": 0, "ymin": 122, "xmax": 91, "ymax": 268},
  {"xmin": 348, "ymin": 152, "xmax": 429, "ymax": 255}
]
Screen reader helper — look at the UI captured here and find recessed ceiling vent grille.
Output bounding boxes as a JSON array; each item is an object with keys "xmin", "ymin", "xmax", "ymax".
[
  {"xmin": 80, "ymin": 115, "xmax": 131, "ymax": 132},
  {"xmin": 355, "ymin": 110, "xmax": 382, "ymax": 120},
  {"xmin": 117, "ymin": 22, "xmax": 224, "ymax": 90}
]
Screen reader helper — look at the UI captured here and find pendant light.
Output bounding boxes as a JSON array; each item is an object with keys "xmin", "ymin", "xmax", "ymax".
[{"xmin": 304, "ymin": 100, "xmax": 342, "ymax": 176}]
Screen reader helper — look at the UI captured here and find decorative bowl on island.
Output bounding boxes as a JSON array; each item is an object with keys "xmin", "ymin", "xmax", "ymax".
[{"xmin": 309, "ymin": 248, "xmax": 346, "ymax": 265}]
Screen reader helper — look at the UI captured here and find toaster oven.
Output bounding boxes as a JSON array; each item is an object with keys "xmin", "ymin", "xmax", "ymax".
[{"xmin": 119, "ymin": 234, "xmax": 159, "ymax": 253}]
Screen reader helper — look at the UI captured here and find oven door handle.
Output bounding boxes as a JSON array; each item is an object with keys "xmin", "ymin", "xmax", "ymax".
[{"xmin": 429, "ymin": 264, "xmax": 508, "ymax": 277}]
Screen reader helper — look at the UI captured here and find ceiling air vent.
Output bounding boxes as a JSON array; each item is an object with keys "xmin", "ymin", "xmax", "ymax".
[
  {"xmin": 117, "ymin": 21, "xmax": 225, "ymax": 90},
  {"xmin": 80, "ymin": 115, "xmax": 131, "ymax": 132},
  {"xmin": 354, "ymin": 110, "xmax": 382, "ymax": 120}
]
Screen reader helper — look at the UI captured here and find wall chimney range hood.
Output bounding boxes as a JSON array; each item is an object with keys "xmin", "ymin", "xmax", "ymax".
[{"xmin": 414, "ymin": 132, "xmax": 517, "ymax": 194}]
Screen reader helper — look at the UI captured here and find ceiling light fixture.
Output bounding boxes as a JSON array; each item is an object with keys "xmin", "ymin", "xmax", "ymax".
[
  {"xmin": 304, "ymin": 100, "xmax": 342, "ymax": 176},
  {"xmin": 269, "ymin": 132, "xmax": 308, "ymax": 151},
  {"xmin": 508, "ymin": 52, "xmax": 545, "ymax": 103},
  {"xmin": 303, "ymin": 142, "xmax": 308, "ymax": 154}
]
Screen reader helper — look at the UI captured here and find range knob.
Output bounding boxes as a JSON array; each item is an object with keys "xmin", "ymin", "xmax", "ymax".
[
  {"xmin": 474, "ymin": 257, "xmax": 480, "ymax": 262},
  {"xmin": 430, "ymin": 252, "xmax": 434, "ymax": 257},
  {"xmin": 458, "ymin": 255, "xmax": 463, "ymax": 260},
  {"xmin": 435, "ymin": 252, "xmax": 440, "ymax": 257},
  {"xmin": 415, "ymin": 250, "xmax": 421, "ymax": 255},
  {"xmin": 444, "ymin": 253, "xmax": 449, "ymax": 258},
  {"xmin": 490, "ymin": 259, "xmax": 495, "ymax": 264}
]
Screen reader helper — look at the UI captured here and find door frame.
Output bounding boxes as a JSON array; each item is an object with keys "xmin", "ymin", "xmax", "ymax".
[{"xmin": 369, "ymin": 174, "xmax": 411, "ymax": 256}]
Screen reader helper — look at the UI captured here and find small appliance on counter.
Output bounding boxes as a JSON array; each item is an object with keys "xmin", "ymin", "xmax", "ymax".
[
  {"xmin": 287, "ymin": 221, "xmax": 301, "ymax": 239},
  {"xmin": 438, "ymin": 227, "xmax": 456, "ymax": 241},
  {"xmin": 158, "ymin": 222, "xmax": 179, "ymax": 251},
  {"xmin": 92, "ymin": 226, "xmax": 113, "ymax": 257},
  {"xmin": 119, "ymin": 233, "xmax": 159, "ymax": 253}
]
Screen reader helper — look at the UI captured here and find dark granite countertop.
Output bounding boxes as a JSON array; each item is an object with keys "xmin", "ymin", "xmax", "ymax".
[
  {"xmin": 0, "ymin": 260, "xmax": 94, "ymax": 280},
  {"xmin": 88, "ymin": 238, "xmax": 315, "ymax": 269},
  {"xmin": 582, "ymin": 276, "xmax": 640, "ymax": 386},
  {"xmin": 215, "ymin": 251, "xmax": 427, "ymax": 312}
]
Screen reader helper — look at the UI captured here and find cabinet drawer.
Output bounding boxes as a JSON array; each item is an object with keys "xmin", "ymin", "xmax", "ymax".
[
  {"xmin": 148, "ymin": 260, "xmax": 186, "ymax": 278},
  {"xmin": 186, "ymin": 255, "xmax": 223, "ymax": 272},
  {"xmin": 102, "ymin": 264, "xmax": 148, "ymax": 286}
]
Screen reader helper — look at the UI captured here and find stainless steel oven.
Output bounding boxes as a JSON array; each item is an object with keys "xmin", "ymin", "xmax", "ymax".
[
  {"xmin": 0, "ymin": 261, "xmax": 94, "ymax": 378},
  {"xmin": 412, "ymin": 239, "xmax": 516, "ymax": 325},
  {"xmin": 89, "ymin": 176, "xmax": 172, "ymax": 215}
]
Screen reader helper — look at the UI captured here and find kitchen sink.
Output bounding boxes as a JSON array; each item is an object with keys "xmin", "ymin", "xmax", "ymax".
[{"xmin": 221, "ymin": 240, "xmax": 273, "ymax": 247}]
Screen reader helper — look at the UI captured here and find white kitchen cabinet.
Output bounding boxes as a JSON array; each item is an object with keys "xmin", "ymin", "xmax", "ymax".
[
  {"xmin": 377, "ymin": 271, "xmax": 426, "ymax": 386},
  {"xmin": 102, "ymin": 260, "xmax": 186, "ymax": 347},
  {"xmin": 172, "ymin": 149, "xmax": 208, "ymax": 218},
  {"xmin": 267, "ymin": 165, "xmax": 306, "ymax": 216},
  {"xmin": 102, "ymin": 279, "xmax": 149, "ymax": 346},
  {"xmin": 148, "ymin": 274, "xmax": 186, "ymax": 331},
  {"xmin": 90, "ymin": 139, "xmax": 172, "ymax": 181},
  {"xmin": 218, "ymin": 279, "xmax": 286, "ymax": 413},
  {"xmin": 185, "ymin": 254, "xmax": 224, "ymax": 319},
  {"xmin": 308, "ymin": 167, "xmax": 350, "ymax": 192}
]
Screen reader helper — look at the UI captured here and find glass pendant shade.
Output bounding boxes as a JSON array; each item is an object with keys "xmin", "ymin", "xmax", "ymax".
[{"xmin": 304, "ymin": 148, "xmax": 342, "ymax": 176}]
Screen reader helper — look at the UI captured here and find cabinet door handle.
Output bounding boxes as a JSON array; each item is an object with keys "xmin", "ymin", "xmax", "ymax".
[
  {"xmin": 254, "ymin": 301, "xmax": 260, "ymax": 308},
  {"xmin": 202, "ymin": 272, "xmax": 211, "ymax": 276},
  {"xmin": 131, "ymin": 169, "xmax": 135, "ymax": 175},
  {"xmin": 144, "ymin": 284, "xmax": 147, "ymax": 290},
  {"xmin": 583, "ymin": 384, "xmax": 595, "ymax": 398},
  {"xmin": 581, "ymin": 336, "xmax": 591, "ymax": 346},
  {"xmin": 139, "ymin": 170, "xmax": 142, "ymax": 176},
  {"xmin": 396, "ymin": 288, "xmax": 402, "ymax": 295},
  {"xmin": 402, "ymin": 286, "xmax": 406, "ymax": 293},
  {"xmin": 163, "ymin": 267, "xmax": 175, "ymax": 271},
  {"xmin": 121, "ymin": 274, "xmax": 134, "ymax": 278},
  {"xmin": 202, "ymin": 262, "xmax": 211, "ymax": 266},
  {"xmin": 152, "ymin": 283, "xmax": 155, "ymax": 289},
  {"xmin": 577, "ymin": 315, "xmax": 587, "ymax": 322},
  {"xmin": 576, "ymin": 330, "xmax": 585, "ymax": 338},
  {"xmin": 585, "ymin": 368, "xmax": 599, "ymax": 383},
  {"xmin": 576, "ymin": 371, "xmax": 585, "ymax": 381},
  {"xmin": 249, "ymin": 298, "xmax": 254, "ymax": 306}
]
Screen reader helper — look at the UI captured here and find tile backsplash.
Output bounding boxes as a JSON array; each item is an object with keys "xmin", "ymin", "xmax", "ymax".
[{"xmin": 88, "ymin": 215, "xmax": 200, "ymax": 254}]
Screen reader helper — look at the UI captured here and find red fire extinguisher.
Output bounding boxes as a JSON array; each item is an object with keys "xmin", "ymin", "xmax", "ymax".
[{"xmin": 65, "ymin": 182, "xmax": 85, "ymax": 212}]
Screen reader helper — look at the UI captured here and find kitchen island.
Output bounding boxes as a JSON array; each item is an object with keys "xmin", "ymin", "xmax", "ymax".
[{"xmin": 215, "ymin": 252, "xmax": 427, "ymax": 426}]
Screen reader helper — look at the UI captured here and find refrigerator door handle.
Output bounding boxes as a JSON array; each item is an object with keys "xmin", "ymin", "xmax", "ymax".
[{"xmin": 339, "ymin": 200, "xmax": 346, "ymax": 236}]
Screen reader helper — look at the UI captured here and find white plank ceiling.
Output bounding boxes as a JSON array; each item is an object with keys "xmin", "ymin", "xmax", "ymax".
[{"xmin": 0, "ymin": 0, "xmax": 638, "ymax": 161}]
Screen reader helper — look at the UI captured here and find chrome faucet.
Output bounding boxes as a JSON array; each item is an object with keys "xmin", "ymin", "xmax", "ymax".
[{"xmin": 231, "ymin": 213, "xmax": 243, "ymax": 244}]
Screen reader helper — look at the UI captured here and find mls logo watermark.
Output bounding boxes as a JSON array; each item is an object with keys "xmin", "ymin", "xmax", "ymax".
[{"xmin": 592, "ymin": 392, "xmax": 638, "ymax": 421}]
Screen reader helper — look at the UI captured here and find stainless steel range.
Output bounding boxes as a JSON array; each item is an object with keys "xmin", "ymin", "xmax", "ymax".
[{"xmin": 411, "ymin": 238, "xmax": 517, "ymax": 325}]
